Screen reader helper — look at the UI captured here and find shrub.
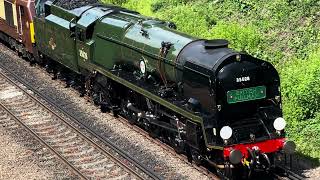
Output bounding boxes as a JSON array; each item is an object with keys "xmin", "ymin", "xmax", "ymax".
[
  {"xmin": 281, "ymin": 48, "xmax": 320, "ymax": 121},
  {"xmin": 155, "ymin": 4, "xmax": 211, "ymax": 37},
  {"xmin": 281, "ymin": 47, "xmax": 320, "ymax": 159},
  {"xmin": 101, "ymin": 0, "xmax": 127, "ymax": 5},
  {"xmin": 209, "ymin": 22, "xmax": 263, "ymax": 56},
  {"xmin": 151, "ymin": 0, "xmax": 191, "ymax": 12}
]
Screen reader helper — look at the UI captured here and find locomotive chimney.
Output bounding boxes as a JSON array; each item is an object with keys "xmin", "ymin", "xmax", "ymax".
[{"xmin": 204, "ymin": 39, "xmax": 229, "ymax": 49}]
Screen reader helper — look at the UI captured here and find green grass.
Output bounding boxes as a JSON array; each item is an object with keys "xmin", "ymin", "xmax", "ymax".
[{"xmin": 101, "ymin": 0, "xmax": 320, "ymax": 161}]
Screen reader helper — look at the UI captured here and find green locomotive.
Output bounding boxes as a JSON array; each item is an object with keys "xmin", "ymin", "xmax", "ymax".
[{"xmin": 33, "ymin": 2, "xmax": 295, "ymax": 178}]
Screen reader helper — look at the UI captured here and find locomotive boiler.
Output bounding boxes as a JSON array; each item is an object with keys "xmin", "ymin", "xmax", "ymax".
[{"xmin": 0, "ymin": 0, "xmax": 296, "ymax": 178}]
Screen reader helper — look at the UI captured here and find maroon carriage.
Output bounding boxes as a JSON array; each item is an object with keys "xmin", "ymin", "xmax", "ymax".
[{"xmin": 0, "ymin": 0, "xmax": 36, "ymax": 58}]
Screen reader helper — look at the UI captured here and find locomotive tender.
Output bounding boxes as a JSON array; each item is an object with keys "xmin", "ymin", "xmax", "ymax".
[{"xmin": 0, "ymin": 0, "xmax": 296, "ymax": 178}]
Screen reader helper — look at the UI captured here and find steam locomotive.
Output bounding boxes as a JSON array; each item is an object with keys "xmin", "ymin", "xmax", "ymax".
[{"xmin": 0, "ymin": 0, "xmax": 296, "ymax": 178}]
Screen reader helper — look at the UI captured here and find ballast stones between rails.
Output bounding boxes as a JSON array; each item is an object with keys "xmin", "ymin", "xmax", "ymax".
[
  {"xmin": 0, "ymin": 75, "xmax": 143, "ymax": 179},
  {"xmin": 0, "ymin": 113, "xmax": 79, "ymax": 179}
]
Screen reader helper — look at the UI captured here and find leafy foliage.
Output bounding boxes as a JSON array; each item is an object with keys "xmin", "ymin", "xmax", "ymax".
[
  {"xmin": 281, "ymin": 47, "xmax": 320, "ymax": 159},
  {"xmin": 104, "ymin": 0, "xmax": 127, "ymax": 5}
]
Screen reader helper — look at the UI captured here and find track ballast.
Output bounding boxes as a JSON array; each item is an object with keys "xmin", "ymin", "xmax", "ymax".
[{"xmin": 0, "ymin": 70, "xmax": 160, "ymax": 180}]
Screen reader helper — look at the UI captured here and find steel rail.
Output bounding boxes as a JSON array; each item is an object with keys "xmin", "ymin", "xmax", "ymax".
[
  {"xmin": 279, "ymin": 166, "xmax": 304, "ymax": 180},
  {"xmin": 271, "ymin": 165, "xmax": 305, "ymax": 180},
  {"xmin": 117, "ymin": 116, "xmax": 220, "ymax": 180},
  {"xmin": 0, "ymin": 71, "xmax": 150, "ymax": 180},
  {"xmin": 0, "ymin": 102, "xmax": 88, "ymax": 180},
  {"xmin": 0, "ymin": 62, "xmax": 162, "ymax": 180}
]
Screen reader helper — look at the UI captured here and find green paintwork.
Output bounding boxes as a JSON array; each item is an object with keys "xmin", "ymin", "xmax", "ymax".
[
  {"xmin": 34, "ymin": 4, "xmax": 221, "ymax": 149},
  {"xmin": 34, "ymin": 10, "xmax": 79, "ymax": 73},
  {"xmin": 227, "ymin": 86, "xmax": 266, "ymax": 104},
  {"xmin": 50, "ymin": 5, "xmax": 75, "ymax": 21},
  {"xmin": 91, "ymin": 12, "xmax": 197, "ymax": 82},
  {"xmin": 122, "ymin": 20, "xmax": 195, "ymax": 82},
  {"xmin": 77, "ymin": 40, "xmax": 95, "ymax": 68}
]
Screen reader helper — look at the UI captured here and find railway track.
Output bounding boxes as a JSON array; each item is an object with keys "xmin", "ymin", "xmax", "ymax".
[
  {"xmin": 116, "ymin": 116, "xmax": 220, "ymax": 179},
  {"xmin": 0, "ymin": 45, "xmax": 305, "ymax": 180},
  {"xmin": 0, "ymin": 70, "xmax": 161, "ymax": 180},
  {"xmin": 272, "ymin": 166, "xmax": 305, "ymax": 180}
]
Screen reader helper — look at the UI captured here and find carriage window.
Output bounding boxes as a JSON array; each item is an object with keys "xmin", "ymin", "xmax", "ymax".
[{"xmin": 4, "ymin": 1, "xmax": 14, "ymax": 27}]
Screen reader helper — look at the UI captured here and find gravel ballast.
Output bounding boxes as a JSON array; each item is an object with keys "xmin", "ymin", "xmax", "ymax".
[
  {"xmin": 0, "ymin": 115, "xmax": 78, "ymax": 179},
  {"xmin": 303, "ymin": 167, "xmax": 320, "ymax": 180},
  {"xmin": 0, "ymin": 130, "xmax": 49, "ymax": 179}
]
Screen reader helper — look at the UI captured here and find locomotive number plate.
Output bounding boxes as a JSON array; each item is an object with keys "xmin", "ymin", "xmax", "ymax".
[{"xmin": 227, "ymin": 86, "xmax": 266, "ymax": 104}]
